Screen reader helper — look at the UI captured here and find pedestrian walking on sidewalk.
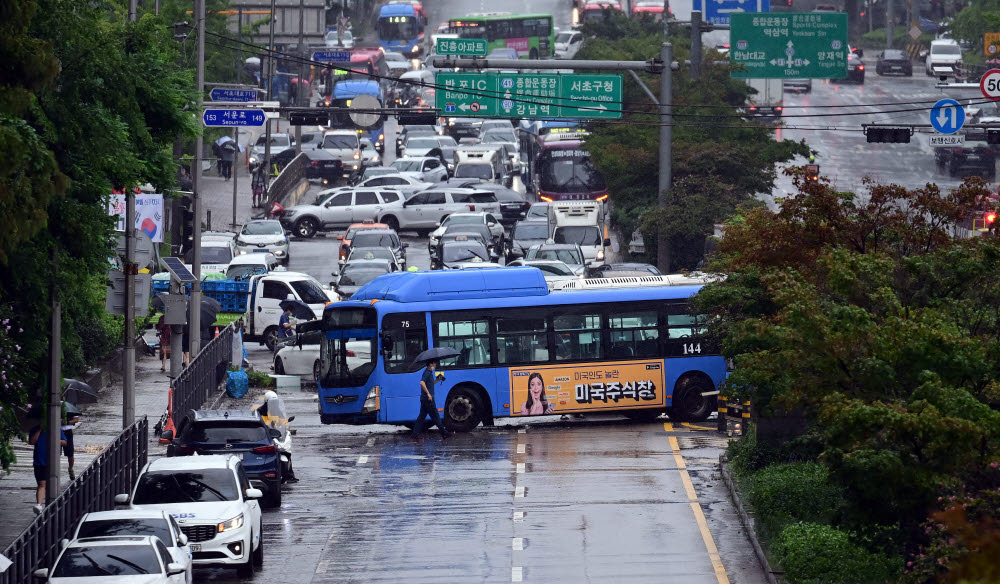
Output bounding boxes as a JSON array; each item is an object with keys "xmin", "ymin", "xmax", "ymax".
[
  {"xmin": 62, "ymin": 411, "xmax": 80, "ymax": 481},
  {"xmin": 411, "ymin": 360, "xmax": 453, "ymax": 439},
  {"xmin": 28, "ymin": 424, "xmax": 66, "ymax": 514},
  {"xmin": 156, "ymin": 319, "xmax": 171, "ymax": 372},
  {"xmin": 221, "ymin": 142, "xmax": 236, "ymax": 181}
]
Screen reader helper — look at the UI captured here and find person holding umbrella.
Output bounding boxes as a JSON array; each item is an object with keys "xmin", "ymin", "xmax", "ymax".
[
  {"xmin": 411, "ymin": 347, "xmax": 459, "ymax": 440},
  {"xmin": 62, "ymin": 405, "xmax": 81, "ymax": 481},
  {"xmin": 27, "ymin": 412, "xmax": 67, "ymax": 514}
]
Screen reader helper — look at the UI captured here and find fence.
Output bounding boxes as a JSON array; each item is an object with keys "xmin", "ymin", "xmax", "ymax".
[
  {"xmin": 0, "ymin": 418, "xmax": 148, "ymax": 584},
  {"xmin": 170, "ymin": 320, "xmax": 240, "ymax": 427},
  {"xmin": 265, "ymin": 152, "xmax": 308, "ymax": 209}
]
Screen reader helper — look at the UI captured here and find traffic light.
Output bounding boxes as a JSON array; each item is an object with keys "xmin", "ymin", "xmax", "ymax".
[
  {"xmin": 987, "ymin": 129, "xmax": 1000, "ymax": 145},
  {"xmin": 397, "ymin": 110, "xmax": 438, "ymax": 125},
  {"xmin": 180, "ymin": 195, "xmax": 194, "ymax": 256},
  {"xmin": 988, "ymin": 211, "xmax": 997, "ymax": 226},
  {"xmin": 288, "ymin": 110, "xmax": 332, "ymax": 126},
  {"xmin": 866, "ymin": 127, "xmax": 911, "ymax": 143}
]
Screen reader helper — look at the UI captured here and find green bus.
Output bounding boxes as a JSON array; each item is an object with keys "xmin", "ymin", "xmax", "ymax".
[{"xmin": 448, "ymin": 13, "xmax": 555, "ymax": 59}]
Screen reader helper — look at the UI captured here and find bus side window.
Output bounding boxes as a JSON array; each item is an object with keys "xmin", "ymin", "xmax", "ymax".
[
  {"xmin": 553, "ymin": 313, "xmax": 601, "ymax": 361},
  {"xmin": 496, "ymin": 314, "xmax": 549, "ymax": 364},
  {"xmin": 662, "ymin": 306, "xmax": 708, "ymax": 357},
  {"xmin": 608, "ymin": 311, "xmax": 659, "ymax": 358},
  {"xmin": 382, "ymin": 312, "xmax": 427, "ymax": 373},
  {"xmin": 435, "ymin": 317, "xmax": 491, "ymax": 367}
]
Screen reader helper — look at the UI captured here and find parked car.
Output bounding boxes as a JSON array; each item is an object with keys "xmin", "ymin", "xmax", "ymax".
[
  {"xmin": 334, "ymin": 259, "xmax": 394, "ymax": 297},
  {"xmin": 226, "ymin": 253, "xmax": 281, "ymax": 280},
  {"xmin": 428, "ymin": 212, "xmax": 505, "ymax": 255},
  {"xmin": 524, "ymin": 243, "xmax": 587, "ymax": 276},
  {"xmin": 376, "ymin": 188, "xmax": 501, "ymax": 233},
  {"xmin": 161, "ymin": 409, "xmax": 283, "ymax": 507},
  {"xmin": 69, "ymin": 510, "xmax": 192, "ymax": 584},
  {"xmin": 33, "ymin": 536, "xmax": 189, "ymax": 583},
  {"xmin": 116, "ymin": 455, "xmax": 263, "ymax": 577},
  {"xmin": 390, "ymin": 156, "xmax": 449, "ymax": 182},
  {"xmin": 236, "ymin": 220, "xmax": 290, "ymax": 265},
  {"xmin": 279, "ymin": 189, "xmax": 404, "ymax": 238}
]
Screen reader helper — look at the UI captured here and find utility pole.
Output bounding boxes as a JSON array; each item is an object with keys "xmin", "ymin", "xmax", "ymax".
[
  {"xmin": 691, "ymin": 10, "xmax": 702, "ymax": 79},
  {"xmin": 129, "ymin": 0, "xmax": 137, "ymax": 21},
  {"xmin": 657, "ymin": 0, "xmax": 673, "ymax": 274},
  {"xmin": 887, "ymin": 0, "xmax": 895, "ymax": 49},
  {"xmin": 295, "ymin": 0, "xmax": 305, "ymax": 155},
  {"xmin": 233, "ymin": 7, "xmax": 243, "ymax": 228},
  {"xmin": 123, "ymin": 0, "xmax": 138, "ymax": 429},
  {"xmin": 190, "ymin": 0, "xmax": 205, "ymax": 357},
  {"xmin": 264, "ymin": 0, "xmax": 277, "ymax": 193},
  {"xmin": 46, "ymin": 247, "xmax": 61, "ymax": 503}
]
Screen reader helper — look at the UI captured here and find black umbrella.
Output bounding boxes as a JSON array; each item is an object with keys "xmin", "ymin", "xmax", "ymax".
[
  {"xmin": 151, "ymin": 292, "xmax": 168, "ymax": 313},
  {"xmin": 63, "ymin": 401, "xmax": 82, "ymax": 417},
  {"xmin": 412, "ymin": 346, "xmax": 459, "ymax": 364},
  {"xmin": 279, "ymin": 299, "xmax": 316, "ymax": 320},
  {"xmin": 62, "ymin": 379, "xmax": 98, "ymax": 404},
  {"xmin": 188, "ymin": 297, "xmax": 220, "ymax": 329}
]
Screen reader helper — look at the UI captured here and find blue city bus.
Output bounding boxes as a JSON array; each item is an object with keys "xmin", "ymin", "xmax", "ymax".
[
  {"xmin": 376, "ymin": 3, "xmax": 425, "ymax": 57},
  {"xmin": 331, "ymin": 79, "xmax": 385, "ymax": 152},
  {"xmin": 314, "ymin": 268, "xmax": 725, "ymax": 431}
]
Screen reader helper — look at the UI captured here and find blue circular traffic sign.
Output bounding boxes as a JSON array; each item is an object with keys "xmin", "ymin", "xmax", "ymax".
[{"xmin": 930, "ymin": 98, "xmax": 965, "ymax": 135}]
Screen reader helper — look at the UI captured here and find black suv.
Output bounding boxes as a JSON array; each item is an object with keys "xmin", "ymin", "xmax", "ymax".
[{"xmin": 161, "ymin": 410, "xmax": 283, "ymax": 508}]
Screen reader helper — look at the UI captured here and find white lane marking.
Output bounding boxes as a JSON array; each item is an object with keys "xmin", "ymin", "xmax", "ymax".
[
  {"xmin": 516, "ymin": 462, "xmax": 525, "ymax": 473},
  {"xmin": 516, "ymin": 444, "xmax": 526, "ymax": 454},
  {"xmin": 517, "ymin": 429, "xmax": 526, "ymax": 434},
  {"xmin": 514, "ymin": 485, "xmax": 525, "ymax": 498},
  {"xmin": 512, "ymin": 537, "xmax": 524, "ymax": 551},
  {"xmin": 513, "ymin": 511, "xmax": 524, "ymax": 522},
  {"xmin": 357, "ymin": 455, "xmax": 368, "ymax": 465},
  {"xmin": 366, "ymin": 437, "xmax": 375, "ymax": 447},
  {"xmin": 512, "ymin": 567, "xmax": 523, "ymax": 582}
]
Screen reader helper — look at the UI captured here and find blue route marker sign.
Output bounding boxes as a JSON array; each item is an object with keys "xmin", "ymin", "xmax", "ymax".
[
  {"xmin": 930, "ymin": 98, "xmax": 965, "ymax": 135},
  {"xmin": 203, "ymin": 109, "xmax": 266, "ymax": 127},
  {"xmin": 312, "ymin": 50, "xmax": 351, "ymax": 63},
  {"xmin": 693, "ymin": 0, "xmax": 771, "ymax": 25},
  {"xmin": 209, "ymin": 88, "xmax": 259, "ymax": 102}
]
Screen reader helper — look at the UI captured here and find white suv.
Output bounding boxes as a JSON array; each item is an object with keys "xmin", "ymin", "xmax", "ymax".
[
  {"xmin": 116, "ymin": 455, "xmax": 264, "ymax": 577},
  {"xmin": 926, "ymin": 39, "xmax": 962, "ymax": 76}
]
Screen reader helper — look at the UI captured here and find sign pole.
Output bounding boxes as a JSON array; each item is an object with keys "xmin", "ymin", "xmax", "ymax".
[
  {"xmin": 264, "ymin": 0, "xmax": 277, "ymax": 200},
  {"xmin": 46, "ymin": 247, "xmax": 61, "ymax": 505},
  {"xmin": 657, "ymin": 39, "xmax": 673, "ymax": 274},
  {"xmin": 123, "ymin": 192, "xmax": 135, "ymax": 428},
  {"xmin": 190, "ymin": 0, "xmax": 205, "ymax": 358}
]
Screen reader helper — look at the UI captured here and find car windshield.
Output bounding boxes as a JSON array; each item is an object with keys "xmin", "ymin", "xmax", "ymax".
[
  {"xmin": 351, "ymin": 248, "xmax": 394, "ymax": 262},
  {"xmin": 256, "ymin": 135, "xmax": 289, "ymax": 148},
  {"xmin": 483, "ymin": 131, "xmax": 516, "ymax": 143},
  {"xmin": 534, "ymin": 248, "xmax": 582, "ymax": 265},
  {"xmin": 340, "ymin": 267, "xmax": 388, "ymax": 286},
  {"xmin": 322, "ymin": 135, "xmax": 358, "ymax": 149},
  {"xmin": 404, "ymin": 126, "xmax": 436, "ymax": 136},
  {"xmin": 935, "ymin": 45, "xmax": 961, "ymax": 55},
  {"xmin": 443, "ymin": 216, "xmax": 483, "ymax": 227},
  {"xmin": 186, "ymin": 246, "xmax": 231, "ymax": 264},
  {"xmin": 532, "ymin": 262, "xmax": 574, "ymax": 276},
  {"xmin": 54, "ymin": 545, "xmax": 161, "ymax": 577},
  {"xmin": 455, "ymin": 163, "xmax": 492, "ymax": 179},
  {"xmin": 554, "ymin": 226, "xmax": 602, "ymax": 246},
  {"xmin": 78, "ymin": 519, "xmax": 172, "ymax": 546},
  {"xmin": 291, "ymin": 279, "xmax": 330, "ymax": 304},
  {"xmin": 883, "ymin": 50, "xmax": 905, "ymax": 59},
  {"xmin": 407, "ymin": 138, "xmax": 439, "ymax": 149},
  {"xmin": 514, "ymin": 223, "xmax": 549, "ymax": 239},
  {"xmin": 556, "ymin": 32, "xmax": 574, "ymax": 43},
  {"xmin": 132, "ymin": 469, "xmax": 239, "ymax": 504},
  {"xmin": 226, "ymin": 264, "xmax": 268, "ymax": 280},
  {"xmin": 392, "ymin": 159, "xmax": 426, "ymax": 172},
  {"xmin": 242, "ymin": 222, "xmax": 283, "ymax": 236},
  {"xmin": 443, "ymin": 243, "xmax": 489, "ymax": 263},
  {"xmin": 190, "ymin": 422, "xmax": 268, "ymax": 443},
  {"xmin": 353, "ymin": 232, "xmax": 397, "ymax": 248},
  {"xmin": 526, "ymin": 205, "xmax": 549, "ymax": 219}
]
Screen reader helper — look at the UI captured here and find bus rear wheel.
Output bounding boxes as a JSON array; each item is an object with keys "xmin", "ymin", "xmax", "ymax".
[
  {"xmin": 444, "ymin": 388, "xmax": 482, "ymax": 432},
  {"xmin": 672, "ymin": 376, "xmax": 715, "ymax": 422}
]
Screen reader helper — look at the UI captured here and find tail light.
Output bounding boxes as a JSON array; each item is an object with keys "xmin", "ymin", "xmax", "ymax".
[
  {"xmin": 776, "ymin": 106, "xmax": 783, "ymax": 112},
  {"xmin": 859, "ymin": 65, "xmax": 865, "ymax": 71},
  {"xmin": 596, "ymin": 194, "xmax": 609, "ymax": 201},
  {"xmin": 346, "ymin": 349, "xmax": 356, "ymax": 357},
  {"xmin": 252, "ymin": 445, "xmax": 277, "ymax": 454},
  {"xmin": 262, "ymin": 471, "xmax": 277, "ymax": 479},
  {"xmin": 310, "ymin": 160, "xmax": 320, "ymax": 166},
  {"xmin": 540, "ymin": 195, "xmax": 552, "ymax": 202},
  {"xmin": 749, "ymin": 106, "xmax": 756, "ymax": 111}
]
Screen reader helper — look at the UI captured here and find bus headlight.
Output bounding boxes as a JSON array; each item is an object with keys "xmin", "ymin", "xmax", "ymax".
[{"xmin": 362, "ymin": 386, "xmax": 380, "ymax": 413}]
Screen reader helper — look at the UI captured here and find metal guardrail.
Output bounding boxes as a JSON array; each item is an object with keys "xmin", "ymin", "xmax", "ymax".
[
  {"xmin": 171, "ymin": 321, "xmax": 240, "ymax": 426},
  {"xmin": 0, "ymin": 418, "xmax": 148, "ymax": 584},
  {"xmin": 265, "ymin": 152, "xmax": 307, "ymax": 208}
]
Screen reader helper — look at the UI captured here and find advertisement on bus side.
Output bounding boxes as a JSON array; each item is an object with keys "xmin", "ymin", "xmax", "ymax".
[{"xmin": 509, "ymin": 361, "xmax": 666, "ymax": 416}]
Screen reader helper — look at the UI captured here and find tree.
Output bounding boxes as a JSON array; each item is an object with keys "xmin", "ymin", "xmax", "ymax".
[{"xmin": 577, "ymin": 15, "xmax": 809, "ymax": 271}]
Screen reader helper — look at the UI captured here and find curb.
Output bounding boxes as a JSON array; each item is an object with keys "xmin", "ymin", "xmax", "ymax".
[{"xmin": 718, "ymin": 454, "xmax": 782, "ymax": 584}]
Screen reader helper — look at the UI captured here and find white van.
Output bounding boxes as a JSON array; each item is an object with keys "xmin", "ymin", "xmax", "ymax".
[
  {"xmin": 926, "ymin": 39, "xmax": 962, "ymax": 76},
  {"xmin": 184, "ymin": 232, "xmax": 237, "ymax": 275},
  {"xmin": 550, "ymin": 201, "xmax": 610, "ymax": 269},
  {"xmin": 454, "ymin": 146, "xmax": 508, "ymax": 186},
  {"xmin": 226, "ymin": 253, "xmax": 281, "ymax": 280}
]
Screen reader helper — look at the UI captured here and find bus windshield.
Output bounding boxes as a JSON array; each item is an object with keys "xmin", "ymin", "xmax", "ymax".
[
  {"xmin": 320, "ymin": 307, "xmax": 377, "ymax": 387},
  {"xmin": 378, "ymin": 16, "xmax": 419, "ymax": 40},
  {"xmin": 537, "ymin": 150, "xmax": 606, "ymax": 193}
]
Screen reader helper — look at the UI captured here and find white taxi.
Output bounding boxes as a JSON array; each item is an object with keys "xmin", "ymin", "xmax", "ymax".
[{"xmin": 115, "ymin": 455, "xmax": 264, "ymax": 577}]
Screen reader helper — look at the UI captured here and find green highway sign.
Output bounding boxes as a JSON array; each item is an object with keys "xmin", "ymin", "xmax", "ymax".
[
  {"xmin": 730, "ymin": 12, "xmax": 848, "ymax": 79},
  {"xmin": 436, "ymin": 38, "xmax": 488, "ymax": 56},
  {"xmin": 435, "ymin": 72, "xmax": 622, "ymax": 119}
]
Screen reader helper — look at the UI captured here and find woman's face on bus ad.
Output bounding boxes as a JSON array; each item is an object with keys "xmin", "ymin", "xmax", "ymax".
[{"xmin": 529, "ymin": 376, "xmax": 543, "ymax": 398}]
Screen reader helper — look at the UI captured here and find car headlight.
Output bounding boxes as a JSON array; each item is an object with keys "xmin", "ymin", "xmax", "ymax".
[
  {"xmin": 596, "ymin": 249, "xmax": 605, "ymax": 261},
  {"xmin": 218, "ymin": 513, "xmax": 244, "ymax": 533},
  {"xmin": 354, "ymin": 152, "xmax": 360, "ymax": 160}
]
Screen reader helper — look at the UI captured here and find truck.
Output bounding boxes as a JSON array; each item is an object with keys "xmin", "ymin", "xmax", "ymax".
[
  {"xmin": 745, "ymin": 78, "xmax": 783, "ymax": 118},
  {"xmin": 549, "ymin": 201, "xmax": 610, "ymax": 270}
]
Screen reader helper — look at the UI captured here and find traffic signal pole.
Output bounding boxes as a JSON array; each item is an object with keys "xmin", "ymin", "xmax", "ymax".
[{"xmin": 190, "ymin": 0, "xmax": 205, "ymax": 357}]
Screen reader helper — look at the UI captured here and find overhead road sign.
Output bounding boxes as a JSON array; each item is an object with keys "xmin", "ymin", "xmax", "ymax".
[
  {"xmin": 435, "ymin": 72, "xmax": 622, "ymax": 119},
  {"xmin": 730, "ymin": 12, "xmax": 848, "ymax": 79},
  {"xmin": 694, "ymin": 0, "xmax": 770, "ymax": 26},
  {"xmin": 312, "ymin": 50, "xmax": 351, "ymax": 63},
  {"xmin": 436, "ymin": 38, "xmax": 487, "ymax": 56},
  {"xmin": 980, "ymin": 69, "xmax": 1000, "ymax": 101},
  {"xmin": 202, "ymin": 109, "xmax": 266, "ymax": 127},
  {"xmin": 209, "ymin": 88, "xmax": 259, "ymax": 102},
  {"xmin": 930, "ymin": 98, "xmax": 965, "ymax": 134}
]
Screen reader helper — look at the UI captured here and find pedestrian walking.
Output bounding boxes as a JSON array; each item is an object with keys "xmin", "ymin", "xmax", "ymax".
[
  {"xmin": 270, "ymin": 307, "xmax": 295, "ymax": 370},
  {"xmin": 411, "ymin": 360, "xmax": 453, "ymax": 439},
  {"xmin": 62, "ymin": 410, "xmax": 80, "ymax": 481},
  {"xmin": 221, "ymin": 142, "xmax": 236, "ymax": 180},
  {"xmin": 28, "ymin": 423, "xmax": 67, "ymax": 514},
  {"xmin": 156, "ymin": 319, "xmax": 171, "ymax": 372}
]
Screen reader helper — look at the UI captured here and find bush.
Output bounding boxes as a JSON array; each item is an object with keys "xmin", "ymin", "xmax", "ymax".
[
  {"xmin": 746, "ymin": 462, "xmax": 844, "ymax": 540},
  {"xmin": 246, "ymin": 370, "xmax": 274, "ymax": 388},
  {"xmin": 774, "ymin": 522, "xmax": 898, "ymax": 584}
]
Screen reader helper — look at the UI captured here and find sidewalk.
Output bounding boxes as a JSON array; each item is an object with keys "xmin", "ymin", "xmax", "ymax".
[{"xmin": 0, "ymin": 330, "xmax": 173, "ymax": 551}]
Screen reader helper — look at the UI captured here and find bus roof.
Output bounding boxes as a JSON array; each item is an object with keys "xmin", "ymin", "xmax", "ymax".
[
  {"xmin": 334, "ymin": 267, "xmax": 705, "ymax": 311},
  {"xmin": 379, "ymin": 3, "xmax": 417, "ymax": 17},
  {"xmin": 350, "ymin": 48, "xmax": 384, "ymax": 62},
  {"xmin": 450, "ymin": 13, "xmax": 552, "ymax": 22},
  {"xmin": 334, "ymin": 79, "xmax": 381, "ymax": 98}
]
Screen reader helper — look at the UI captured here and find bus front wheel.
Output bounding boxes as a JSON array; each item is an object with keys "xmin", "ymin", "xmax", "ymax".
[
  {"xmin": 672, "ymin": 376, "xmax": 715, "ymax": 422},
  {"xmin": 444, "ymin": 388, "xmax": 482, "ymax": 432}
]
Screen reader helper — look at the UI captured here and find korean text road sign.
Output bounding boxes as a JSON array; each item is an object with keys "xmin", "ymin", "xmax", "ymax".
[
  {"xmin": 981, "ymin": 68, "xmax": 1000, "ymax": 101},
  {"xmin": 209, "ymin": 88, "xmax": 259, "ymax": 102},
  {"xmin": 312, "ymin": 50, "xmax": 351, "ymax": 63},
  {"xmin": 436, "ymin": 38, "xmax": 487, "ymax": 56},
  {"xmin": 693, "ymin": 0, "xmax": 771, "ymax": 26},
  {"xmin": 203, "ymin": 109, "xmax": 267, "ymax": 127},
  {"xmin": 985, "ymin": 33, "xmax": 1000, "ymax": 56},
  {"xmin": 930, "ymin": 135, "xmax": 965, "ymax": 147},
  {"xmin": 930, "ymin": 99, "xmax": 965, "ymax": 135},
  {"xmin": 730, "ymin": 12, "xmax": 848, "ymax": 79},
  {"xmin": 435, "ymin": 72, "xmax": 622, "ymax": 119}
]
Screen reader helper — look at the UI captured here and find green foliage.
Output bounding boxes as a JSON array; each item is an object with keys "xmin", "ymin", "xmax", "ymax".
[
  {"xmin": 773, "ymin": 522, "xmax": 898, "ymax": 584},
  {"xmin": 246, "ymin": 370, "xmax": 275, "ymax": 388},
  {"xmin": 746, "ymin": 462, "xmax": 845, "ymax": 541},
  {"xmin": 0, "ymin": 306, "xmax": 29, "ymax": 472},
  {"xmin": 951, "ymin": 0, "xmax": 1000, "ymax": 58}
]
